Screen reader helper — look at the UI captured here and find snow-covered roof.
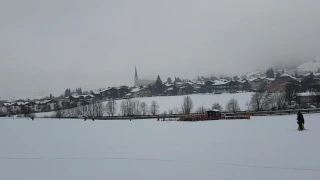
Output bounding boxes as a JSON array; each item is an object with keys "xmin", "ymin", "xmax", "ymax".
[
  {"xmin": 68, "ymin": 94, "xmax": 95, "ymax": 99},
  {"xmin": 3, "ymin": 101, "xmax": 30, "ymax": 106},
  {"xmin": 265, "ymin": 78, "xmax": 275, "ymax": 81},
  {"xmin": 210, "ymin": 109, "xmax": 220, "ymax": 112},
  {"xmin": 97, "ymin": 87, "xmax": 112, "ymax": 93},
  {"xmin": 195, "ymin": 81, "xmax": 205, "ymax": 85},
  {"xmin": 303, "ymin": 73, "xmax": 311, "ymax": 77},
  {"xmin": 280, "ymin": 73, "xmax": 299, "ymax": 81},
  {"xmin": 3, "ymin": 103, "xmax": 10, "ymax": 106},
  {"xmin": 212, "ymin": 80, "xmax": 229, "ymax": 85},
  {"xmin": 131, "ymin": 87, "xmax": 146, "ymax": 93},
  {"xmin": 297, "ymin": 92, "xmax": 320, "ymax": 96},
  {"xmin": 237, "ymin": 79, "xmax": 248, "ymax": 83},
  {"xmin": 130, "ymin": 88, "xmax": 140, "ymax": 93}
]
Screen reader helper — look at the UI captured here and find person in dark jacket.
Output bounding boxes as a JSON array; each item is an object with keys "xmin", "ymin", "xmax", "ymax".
[{"xmin": 297, "ymin": 111, "xmax": 305, "ymax": 131}]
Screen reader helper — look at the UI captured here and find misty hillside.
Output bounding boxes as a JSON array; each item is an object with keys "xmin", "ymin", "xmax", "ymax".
[
  {"xmin": 297, "ymin": 60, "xmax": 320, "ymax": 73},
  {"xmin": 240, "ymin": 59, "xmax": 320, "ymax": 78}
]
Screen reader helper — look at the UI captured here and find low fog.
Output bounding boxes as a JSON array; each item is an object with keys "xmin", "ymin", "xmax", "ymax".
[{"xmin": 0, "ymin": 0, "xmax": 319, "ymax": 99}]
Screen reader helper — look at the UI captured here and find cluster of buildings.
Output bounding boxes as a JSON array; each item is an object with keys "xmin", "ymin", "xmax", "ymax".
[{"xmin": 2, "ymin": 67, "xmax": 320, "ymax": 116}]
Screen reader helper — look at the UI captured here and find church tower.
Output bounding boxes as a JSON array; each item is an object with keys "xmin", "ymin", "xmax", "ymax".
[{"xmin": 134, "ymin": 66, "xmax": 139, "ymax": 86}]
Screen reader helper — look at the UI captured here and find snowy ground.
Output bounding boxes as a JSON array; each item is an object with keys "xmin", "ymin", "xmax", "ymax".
[
  {"xmin": 35, "ymin": 92, "xmax": 253, "ymax": 117},
  {"xmin": 109, "ymin": 92, "xmax": 253, "ymax": 114},
  {"xmin": 0, "ymin": 114, "xmax": 320, "ymax": 180}
]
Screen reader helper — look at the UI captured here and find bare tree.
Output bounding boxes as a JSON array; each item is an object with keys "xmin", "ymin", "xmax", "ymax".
[
  {"xmin": 246, "ymin": 101, "xmax": 251, "ymax": 112},
  {"xmin": 80, "ymin": 102, "xmax": 89, "ymax": 115},
  {"xmin": 196, "ymin": 104, "xmax": 207, "ymax": 114},
  {"xmin": 67, "ymin": 107, "xmax": 80, "ymax": 118},
  {"xmin": 250, "ymin": 92, "xmax": 271, "ymax": 111},
  {"xmin": 132, "ymin": 99, "xmax": 141, "ymax": 116},
  {"xmin": 275, "ymin": 93, "xmax": 286, "ymax": 110},
  {"xmin": 212, "ymin": 103, "xmax": 223, "ymax": 111},
  {"xmin": 94, "ymin": 102, "xmax": 104, "ymax": 117},
  {"xmin": 87, "ymin": 99, "xmax": 104, "ymax": 118},
  {"xmin": 270, "ymin": 93, "xmax": 278, "ymax": 110},
  {"xmin": 226, "ymin": 98, "xmax": 240, "ymax": 113},
  {"xmin": 87, "ymin": 102, "xmax": 95, "ymax": 118},
  {"xmin": 74, "ymin": 106, "xmax": 82, "ymax": 116},
  {"xmin": 120, "ymin": 100, "xmax": 127, "ymax": 116},
  {"xmin": 173, "ymin": 107, "xmax": 180, "ymax": 114},
  {"xmin": 285, "ymin": 83, "xmax": 299, "ymax": 105},
  {"xmin": 119, "ymin": 98, "xmax": 136, "ymax": 116},
  {"xmin": 168, "ymin": 108, "xmax": 173, "ymax": 115},
  {"xmin": 56, "ymin": 106, "xmax": 65, "ymax": 119},
  {"xmin": 150, "ymin": 100, "xmax": 159, "ymax": 115},
  {"xmin": 181, "ymin": 96, "xmax": 194, "ymax": 115},
  {"xmin": 106, "ymin": 99, "xmax": 117, "ymax": 116},
  {"xmin": 139, "ymin": 102, "xmax": 148, "ymax": 115}
]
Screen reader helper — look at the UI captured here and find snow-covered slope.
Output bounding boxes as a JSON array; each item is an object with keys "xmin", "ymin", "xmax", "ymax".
[
  {"xmin": 0, "ymin": 114, "xmax": 319, "ymax": 180},
  {"xmin": 297, "ymin": 60, "xmax": 320, "ymax": 73},
  {"xmin": 238, "ymin": 71, "xmax": 264, "ymax": 78}
]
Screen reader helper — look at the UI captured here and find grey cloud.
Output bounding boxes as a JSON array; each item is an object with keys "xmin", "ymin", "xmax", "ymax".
[{"xmin": 0, "ymin": 0, "xmax": 320, "ymax": 99}]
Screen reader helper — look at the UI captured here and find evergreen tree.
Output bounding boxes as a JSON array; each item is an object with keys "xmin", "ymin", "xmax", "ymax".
[
  {"xmin": 64, "ymin": 89, "xmax": 71, "ymax": 97},
  {"xmin": 266, "ymin": 68, "xmax": 274, "ymax": 78},
  {"xmin": 282, "ymin": 69, "xmax": 285, "ymax": 74},
  {"xmin": 76, "ymin": 87, "xmax": 82, "ymax": 95},
  {"xmin": 172, "ymin": 85, "xmax": 179, "ymax": 95},
  {"xmin": 167, "ymin": 77, "xmax": 172, "ymax": 84},
  {"xmin": 155, "ymin": 75, "xmax": 163, "ymax": 94},
  {"xmin": 233, "ymin": 76, "xmax": 239, "ymax": 81},
  {"xmin": 276, "ymin": 72, "xmax": 281, "ymax": 79},
  {"xmin": 174, "ymin": 77, "xmax": 181, "ymax": 83}
]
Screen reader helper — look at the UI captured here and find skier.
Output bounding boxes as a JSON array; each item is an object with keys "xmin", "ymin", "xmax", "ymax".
[{"xmin": 297, "ymin": 111, "xmax": 305, "ymax": 131}]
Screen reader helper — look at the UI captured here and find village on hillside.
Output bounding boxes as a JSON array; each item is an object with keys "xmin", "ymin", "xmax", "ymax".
[{"xmin": 2, "ymin": 60, "xmax": 320, "ymax": 118}]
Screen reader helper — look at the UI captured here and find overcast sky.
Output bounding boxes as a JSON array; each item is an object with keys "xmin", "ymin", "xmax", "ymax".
[{"xmin": 1, "ymin": 0, "xmax": 320, "ymax": 100}]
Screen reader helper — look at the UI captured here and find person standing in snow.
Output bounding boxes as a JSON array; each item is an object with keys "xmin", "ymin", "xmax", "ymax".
[{"xmin": 297, "ymin": 111, "xmax": 305, "ymax": 131}]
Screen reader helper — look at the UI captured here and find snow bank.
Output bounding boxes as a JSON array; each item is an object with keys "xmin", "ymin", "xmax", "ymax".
[
  {"xmin": 34, "ymin": 111, "xmax": 56, "ymax": 118},
  {"xmin": 0, "ymin": 114, "xmax": 319, "ymax": 180}
]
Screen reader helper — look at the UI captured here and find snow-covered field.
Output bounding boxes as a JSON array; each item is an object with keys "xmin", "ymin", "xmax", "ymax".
[
  {"xmin": 111, "ymin": 92, "xmax": 253, "ymax": 113},
  {"xmin": 35, "ymin": 92, "xmax": 253, "ymax": 117},
  {"xmin": 0, "ymin": 114, "xmax": 319, "ymax": 180}
]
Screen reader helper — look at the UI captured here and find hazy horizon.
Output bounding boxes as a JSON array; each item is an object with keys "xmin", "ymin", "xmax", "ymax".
[{"xmin": 1, "ymin": 0, "xmax": 320, "ymax": 100}]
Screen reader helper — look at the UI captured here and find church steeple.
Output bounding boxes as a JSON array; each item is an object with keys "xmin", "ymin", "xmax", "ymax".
[
  {"xmin": 134, "ymin": 66, "xmax": 139, "ymax": 86},
  {"xmin": 135, "ymin": 66, "xmax": 138, "ymax": 78}
]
